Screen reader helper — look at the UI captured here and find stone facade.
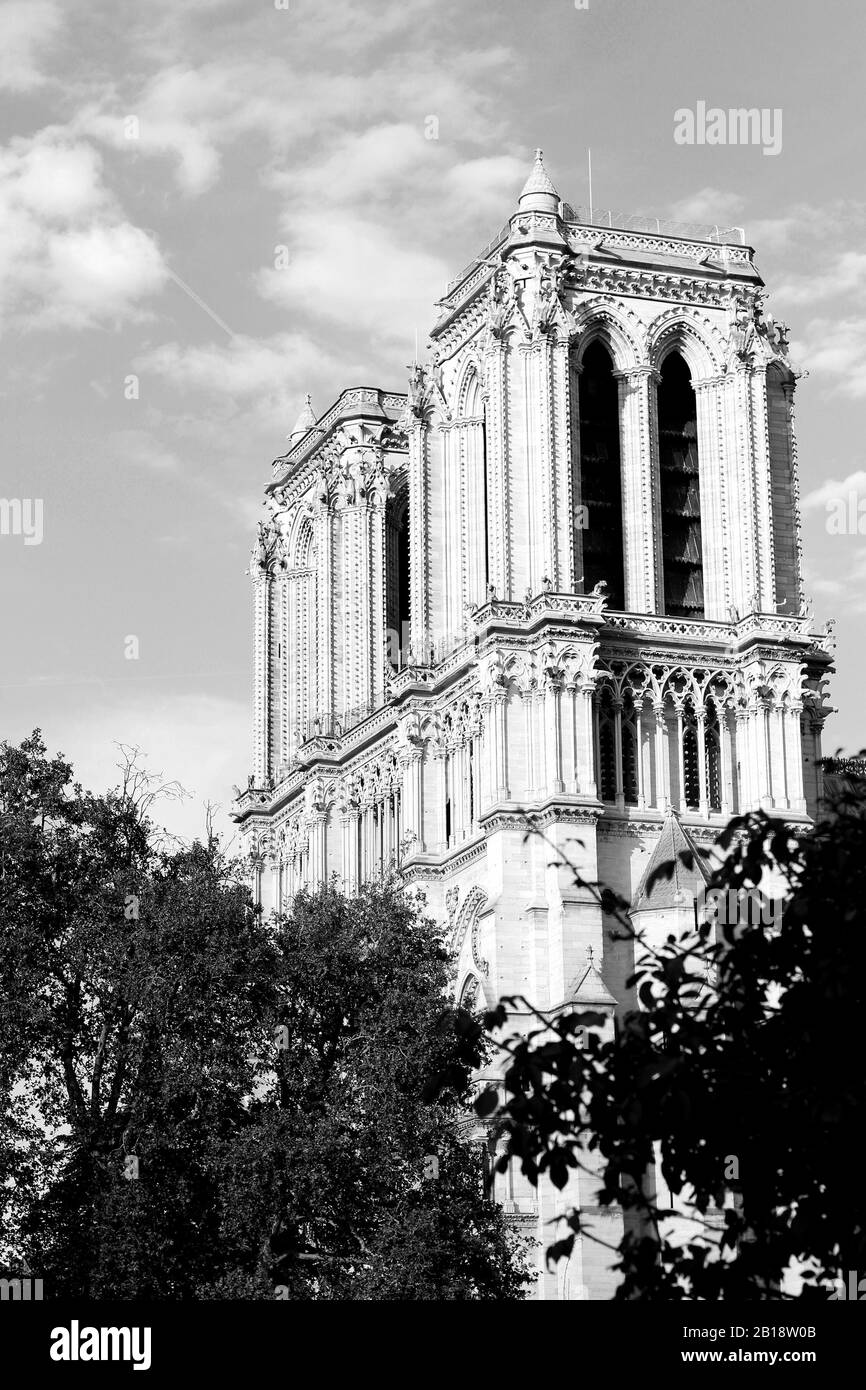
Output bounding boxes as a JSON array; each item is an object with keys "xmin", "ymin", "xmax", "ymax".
[{"xmin": 234, "ymin": 151, "xmax": 835, "ymax": 1299}]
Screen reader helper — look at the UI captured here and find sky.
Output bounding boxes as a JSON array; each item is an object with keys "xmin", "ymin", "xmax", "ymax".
[{"xmin": 0, "ymin": 0, "xmax": 864, "ymax": 844}]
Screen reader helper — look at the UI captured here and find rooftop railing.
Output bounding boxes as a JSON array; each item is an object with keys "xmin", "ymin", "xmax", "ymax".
[{"xmin": 444, "ymin": 205, "xmax": 747, "ymax": 296}]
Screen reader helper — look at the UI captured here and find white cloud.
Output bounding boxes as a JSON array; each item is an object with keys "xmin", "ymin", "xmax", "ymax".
[
  {"xmin": 0, "ymin": 0, "xmax": 62, "ymax": 92},
  {"xmin": 43, "ymin": 221, "xmax": 166, "ymax": 327},
  {"xmin": 257, "ymin": 215, "xmax": 447, "ymax": 349},
  {"xmin": 802, "ymin": 469, "xmax": 866, "ymax": 510},
  {"xmin": 0, "ymin": 134, "xmax": 168, "ymax": 331},
  {"xmin": 257, "ymin": 123, "xmax": 523, "ymax": 345}
]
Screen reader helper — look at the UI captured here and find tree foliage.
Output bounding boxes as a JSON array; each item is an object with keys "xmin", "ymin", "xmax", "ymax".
[
  {"xmin": 0, "ymin": 732, "xmax": 528, "ymax": 1300},
  {"xmin": 471, "ymin": 778, "xmax": 866, "ymax": 1300}
]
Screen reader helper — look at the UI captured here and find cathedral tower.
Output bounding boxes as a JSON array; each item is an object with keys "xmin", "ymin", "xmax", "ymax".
[{"xmin": 234, "ymin": 151, "xmax": 834, "ymax": 1298}]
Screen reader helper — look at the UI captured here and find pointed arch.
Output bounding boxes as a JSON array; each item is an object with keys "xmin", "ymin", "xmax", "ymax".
[
  {"xmin": 458, "ymin": 974, "xmax": 481, "ymax": 1011},
  {"xmin": 285, "ymin": 508, "xmax": 317, "ymax": 754},
  {"xmin": 289, "ymin": 509, "xmax": 315, "ymax": 571},
  {"xmin": 647, "ymin": 310, "xmax": 724, "ymax": 381},
  {"xmin": 570, "ymin": 300, "xmax": 643, "ymax": 372},
  {"xmin": 456, "ymin": 360, "xmax": 489, "ymax": 608},
  {"xmin": 456, "ymin": 357, "xmax": 485, "ymax": 419}
]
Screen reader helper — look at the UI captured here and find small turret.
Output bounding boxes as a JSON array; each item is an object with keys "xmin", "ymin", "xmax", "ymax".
[
  {"xmin": 517, "ymin": 148, "xmax": 561, "ymax": 215},
  {"xmin": 288, "ymin": 393, "xmax": 317, "ymax": 445}
]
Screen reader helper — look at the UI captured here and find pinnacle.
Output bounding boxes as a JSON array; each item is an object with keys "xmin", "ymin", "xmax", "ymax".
[
  {"xmin": 519, "ymin": 147, "xmax": 560, "ymax": 203},
  {"xmin": 288, "ymin": 393, "xmax": 317, "ymax": 443}
]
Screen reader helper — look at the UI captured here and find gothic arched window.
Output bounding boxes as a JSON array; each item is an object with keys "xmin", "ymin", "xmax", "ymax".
[
  {"xmin": 577, "ymin": 341, "xmax": 625, "ymax": 609},
  {"xmin": 458, "ymin": 368, "xmax": 488, "ymax": 607},
  {"xmin": 385, "ymin": 488, "xmax": 410, "ymax": 669},
  {"xmin": 658, "ymin": 351, "xmax": 704, "ymax": 618}
]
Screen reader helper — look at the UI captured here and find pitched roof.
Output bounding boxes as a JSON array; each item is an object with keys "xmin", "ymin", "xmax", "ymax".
[
  {"xmin": 632, "ymin": 809, "xmax": 710, "ymax": 911},
  {"xmin": 569, "ymin": 956, "xmax": 617, "ymax": 1007}
]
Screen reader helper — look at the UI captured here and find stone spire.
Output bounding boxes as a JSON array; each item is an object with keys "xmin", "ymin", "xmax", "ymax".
[
  {"xmin": 518, "ymin": 148, "xmax": 561, "ymax": 215},
  {"xmin": 288, "ymin": 393, "xmax": 317, "ymax": 445}
]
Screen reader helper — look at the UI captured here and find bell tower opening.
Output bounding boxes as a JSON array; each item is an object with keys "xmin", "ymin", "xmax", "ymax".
[
  {"xmin": 658, "ymin": 351, "xmax": 704, "ymax": 619},
  {"xmin": 578, "ymin": 341, "xmax": 625, "ymax": 610}
]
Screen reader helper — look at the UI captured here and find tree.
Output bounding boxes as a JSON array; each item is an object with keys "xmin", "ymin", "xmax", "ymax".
[
  {"xmin": 0, "ymin": 731, "xmax": 280, "ymax": 1297},
  {"xmin": 467, "ymin": 774, "xmax": 866, "ymax": 1300},
  {"xmin": 205, "ymin": 882, "xmax": 530, "ymax": 1300},
  {"xmin": 0, "ymin": 732, "xmax": 528, "ymax": 1300}
]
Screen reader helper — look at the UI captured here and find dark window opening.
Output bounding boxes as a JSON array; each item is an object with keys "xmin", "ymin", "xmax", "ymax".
[
  {"xmin": 705, "ymin": 701, "xmax": 722, "ymax": 812},
  {"xmin": 385, "ymin": 492, "xmax": 410, "ymax": 668},
  {"xmin": 598, "ymin": 687, "xmax": 617, "ymax": 802},
  {"xmin": 578, "ymin": 341, "xmax": 625, "ymax": 610},
  {"xmin": 658, "ymin": 352, "xmax": 704, "ymax": 618},
  {"xmin": 622, "ymin": 694, "xmax": 639, "ymax": 806},
  {"xmin": 682, "ymin": 704, "xmax": 701, "ymax": 810}
]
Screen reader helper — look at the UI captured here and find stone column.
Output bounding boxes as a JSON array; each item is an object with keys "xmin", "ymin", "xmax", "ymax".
[
  {"xmin": 545, "ymin": 675, "xmax": 564, "ymax": 796},
  {"xmin": 693, "ymin": 376, "xmax": 728, "ymax": 620},
  {"xmin": 696, "ymin": 709, "xmax": 709, "ymax": 817},
  {"xmin": 563, "ymin": 681, "xmax": 578, "ymax": 795},
  {"xmin": 773, "ymin": 702, "xmax": 789, "ymax": 809},
  {"xmin": 579, "ymin": 683, "xmax": 597, "ymax": 797},
  {"xmin": 406, "ymin": 418, "xmax": 430, "ymax": 660},
  {"xmin": 369, "ymin": 494, "xmax": 387, "ymax": 710},
  {"xmin": 309, "ymin": 811, "xmax": 327, "ymax": 886},
  {"xmin": 785, "ymin": 703, "xmax": 807, "ymax": 813},
  {"xmin": 483, "ymin": 339, "xmax": 511, "ymax": 598},
  {"xmin": 754, "ymin": 699, "xmax": 772, "ymax": 807},
  {"xmin": 615, "ymin": 366, "xmax": 663, "ymax": 613},
  {"xmin": 314, "ymin": 501, "xmax": 334, "ymax": 727},
  {"xmin": 654, "ymin": 703, "xmax": 670, "ymax": 811},
  {"xmin": 735, "ymin": 707, "xmax": 752, "ymax": 809},
  {"xmin": 433, "ymin": 746, "xmax": 448, "ymax": 852},
  {"xmin": 720, "ymin": 706, "xmax": 734, "ymax": 816},
  {"xmin": 636, "ymin": 701, "xmax": 646, "ymax": 809},
  {"xmin": 451, "ymin": 741, "xmax": 466, "ymax": 844},
  {"xmin": 613, "ymin": 697, "xmax": 624, "ymax": 809},
  {"xmin": 252, "ymin": 570, "xmax": 271, "ymax": 782},
  {"xmin": 492, "ymin": 689, "xmax": 510, "ymax": 800},
  {"xmin": 523, "ymin": 688, "xmax": 536, "ymax": 797}
]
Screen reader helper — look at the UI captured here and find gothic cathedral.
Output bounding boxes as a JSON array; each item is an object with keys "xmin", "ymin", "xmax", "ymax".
[{"xmin": 234, "ymin": 151, "xmax": 834, "ymax": 1298}]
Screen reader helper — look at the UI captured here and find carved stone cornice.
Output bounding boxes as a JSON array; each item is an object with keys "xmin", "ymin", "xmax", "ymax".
[{"xmin": 478, "ymin": 799, "xmax": 603, "ymax": 835}]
